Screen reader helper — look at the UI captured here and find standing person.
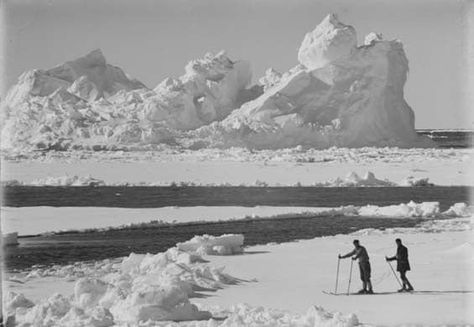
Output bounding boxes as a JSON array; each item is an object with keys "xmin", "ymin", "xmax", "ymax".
[
  {"xmin": 386, "ymin": 238, "xmax": 414, "ymax": 292},
  {"xmin": 339, "ymin": 239, "xmax": 373, "ymax": 294}
]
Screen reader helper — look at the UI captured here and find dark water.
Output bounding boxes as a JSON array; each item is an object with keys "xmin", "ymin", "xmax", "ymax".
[
  {"xmin": 3, "ymin": 186, "xmax": 471, "ymax": 211},
  {"xmin": 6, "ymin": 216, "xmax": 422, "ymax": 271},
  {"xmin": 417, "ymin": 130, "xmax": 473, "ymax": 148}
]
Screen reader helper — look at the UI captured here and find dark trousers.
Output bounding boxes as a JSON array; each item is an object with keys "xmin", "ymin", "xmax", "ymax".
[
  {"xmin": 399, "ymin": 270, "xmax": 413, "ymax": 288},
  {"xmin": 359, "ymin": 261, "xmax": 371, "ymax": 282},
  {"xmin": 400, "ymin": 270, "xmax": 408, "ymax": 283}
]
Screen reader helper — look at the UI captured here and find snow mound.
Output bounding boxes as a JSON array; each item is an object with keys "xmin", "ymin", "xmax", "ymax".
[
  {"xmin": 251, "ymin": 202, "xmax": 470, "ymax": 221},
  {"xmin": 7, "ymin": 235, "xmax": 245, "ymax": 325},
  {"xmin": 358, "ymin": 201, "xmax": 440, "ymax": 218},
  {"xmin": 7, "ymin": 297, "xmax": 363, "ymax": 327},
  {"xmin": 1, "ymin": 14, "xmax": 432, "ymax": 151},
  {"xmin": 5, "ymin": 292, "xmax": 35, "ymax": 311},
  {"xmin": 29, "ymin": 175, "xmax": 106, "ymax": 186},
  {"xmin": 399, "ymin": 176, "xmax": 434, "ymax": 187},
  {"xmin": 316, "ymin": 171, "xmax": 395, "ymax": 187},
  {"xmin": 206, "ymin": 303, "xmax": 360, "ymax": 327},
  {"xmin": 352, "ymin": 204, "xmax": 473, "ymax": 236},
  {"xmin": 177, "ymin": 234, "xmax": 244, "ymax": 255},
  {"xmin": 443, "ymin": 202, "xmax": 474, "ymax": 217},
  {"xmin": 352, "ymin": 216, "xmax": 473, "ymax": 236}
]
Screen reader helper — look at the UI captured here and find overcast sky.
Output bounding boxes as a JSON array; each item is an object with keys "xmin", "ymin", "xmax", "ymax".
[{"xmin": 1, "ymin": 0, "xmax": 472, "ymax": 129}]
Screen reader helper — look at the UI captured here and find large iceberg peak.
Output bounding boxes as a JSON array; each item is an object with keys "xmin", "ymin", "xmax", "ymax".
[
  {"xmin": 298, "ymin": 13, "xmax": 357, "ymax": 70},
  {"xmin": 76, "ymin": 48, "xmax": 107, "ymax": 66}
]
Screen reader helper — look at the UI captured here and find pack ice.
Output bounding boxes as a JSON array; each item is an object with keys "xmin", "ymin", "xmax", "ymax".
[{"xmin": 1, "ymin": 14, "xmax": 432, "ymax": 151}]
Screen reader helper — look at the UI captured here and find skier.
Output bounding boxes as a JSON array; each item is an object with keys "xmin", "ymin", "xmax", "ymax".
[
  {"xmin": 339, "ymin": 239, "xmax": 373, "ymax": 294},
  {"xmin": 386, "ymin": 238, "xmax": 414, "ymax": 292}
]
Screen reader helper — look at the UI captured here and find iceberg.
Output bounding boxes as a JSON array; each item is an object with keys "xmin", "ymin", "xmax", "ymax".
[
  {"xmin": 199, "ymin": 14, "xmax": 432, "ymax": 149},
  {"xmin": 1, "ymin": 14, "xmax": 432, "ymax": 151}
]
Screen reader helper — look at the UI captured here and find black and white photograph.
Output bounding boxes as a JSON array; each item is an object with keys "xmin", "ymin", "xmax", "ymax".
[{"xmin": 1, "ymin": 0, "xmax": 473, "ymax": 325}]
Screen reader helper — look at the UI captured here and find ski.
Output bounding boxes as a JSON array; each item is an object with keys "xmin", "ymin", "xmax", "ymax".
[
  {"xmin": 322, "ymin": 290, "xmax": 414, "ymax": 295},
  {"xmin": 322, "ymin": 291, "xmax": 370, "ymax": 295}
]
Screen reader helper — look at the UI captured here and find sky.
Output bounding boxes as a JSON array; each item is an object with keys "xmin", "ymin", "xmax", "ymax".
[{"xmin": 1, "ymin": 0, "xmax": 472, "ymax": 129}]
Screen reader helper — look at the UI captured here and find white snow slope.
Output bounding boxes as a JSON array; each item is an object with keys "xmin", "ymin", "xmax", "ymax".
[{"xmin": 0, "ymin": 14, "xmax": 432, "ymax": 151}]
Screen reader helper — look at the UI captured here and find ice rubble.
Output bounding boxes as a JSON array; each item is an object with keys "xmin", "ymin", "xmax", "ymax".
[
  {"xmin": 5, "ymin": 234, "xmax": 361, "ymax": 327},
  {"xmin": 1, "ymin": 14, "xmax": 432, "ymax": 151},
  {"xmin": 2, "ymin": 171, "xmax": 433, "ymax": 187},
  {"xmin": 240, "ymin": 202, "xmax": 473, "ymax": 221},
  {"xmin": 29, "ymin": 175, "xmax": 105, "ymax": 187},
  {"xmin": 6, "ymin": 236, "xmax": 242, "ymax": 325},
  {"xmin": 177, "ymin": 234, "xmax": 244, "ymax": 255}
]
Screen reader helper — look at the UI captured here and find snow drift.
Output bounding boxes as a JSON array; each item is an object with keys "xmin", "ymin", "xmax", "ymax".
[
  {"xmin": 177, "ymin": 234, "xmax": 244, "ymax": 255},
  {"xmin": 1, "ymin": 14, "xmax": 432, "ymax": 151}
]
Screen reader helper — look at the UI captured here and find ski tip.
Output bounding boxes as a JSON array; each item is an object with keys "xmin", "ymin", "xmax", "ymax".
[{"xmin": 322, "ymin": 291, "xmax": 337, "ymax": 295}]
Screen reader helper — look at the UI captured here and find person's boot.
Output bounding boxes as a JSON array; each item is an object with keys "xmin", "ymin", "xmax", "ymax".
[
  {"xmin": 366, "ymin": 281, "xmax": 374, "ymax": 294},
  {"xmin": 406, "ymin": 281, "xmax": 414, "ymax": 292},
  {"xmin": 398, "ymin": 283, "xmax": 407, "ymax": 292},
  {"xmin": 358, "ymin": 282, "xmax": 367, "ymax": 294}
]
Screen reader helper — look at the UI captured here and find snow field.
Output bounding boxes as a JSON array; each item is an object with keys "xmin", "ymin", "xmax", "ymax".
[
  {"xmin": 2, "ymin": 147, "xmax": 472, "ymax": 187},
  {"xmin": 194, "ymin": 218, "xmax": 474, "ymax": 325},
  {"xmin": 5, "ymin": 216, "xmax": 473, "ymax": 326}
]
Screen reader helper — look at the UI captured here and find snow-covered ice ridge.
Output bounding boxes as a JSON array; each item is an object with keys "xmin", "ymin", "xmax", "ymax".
[
  {"xmin": 3, "ymin": 202, "xmax": 471, "ymax": 237},
  {"xmin": 46, "ymin": 202, "xmax": 474, "ymax": 234},
  {"xmin": 2, "ymin": 171, "xmax": 434, "ymax": 187},
  {"xmin": 5, "ymin": 234, "xmax": 360, "ymax": 327},
  {"xmin": 1, "ymin": 14, "xmax": 433, "ymax": 152}
]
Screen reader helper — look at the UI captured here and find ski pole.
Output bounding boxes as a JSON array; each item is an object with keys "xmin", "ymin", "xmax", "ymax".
[
  {"xmin": 347, "ymin": 259, "xmax": 354, "ymax": 295},
  {"xmin": 335, "ymin": 257, "xmax": 341, "ymax": 294},
  {"xmin": 387, "ymin": 260, "xmax": 403, "ymax": 288}
]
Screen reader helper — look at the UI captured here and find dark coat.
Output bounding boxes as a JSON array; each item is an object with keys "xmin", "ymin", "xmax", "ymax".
[
  {"xmin": 388, "ymin": 244, "xmax": 410, "ymax": 271},
  {"xmin": 342, "ymin": 245, "xmax": 369, "ymax": 263}
]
